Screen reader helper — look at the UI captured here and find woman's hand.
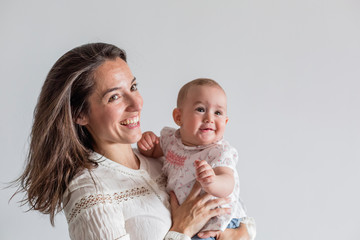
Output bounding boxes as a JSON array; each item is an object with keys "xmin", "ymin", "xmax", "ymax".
[
  {"xmin": 197, "ymin": 223, "xmax": 251, "ymax": 240},
  {"xmin": 169, "ymin": 182, "xmax": 231, "ymax": 237}
]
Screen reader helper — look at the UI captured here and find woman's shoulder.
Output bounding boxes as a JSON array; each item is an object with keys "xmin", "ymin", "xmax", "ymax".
[
  {"xmin": 63, "ymin": 168, "xmax": 100, "ymax": 218},
  {"xmin": 65, "ymin": 167, "xmax": 100, "ymax": 197},
  {"xmin": 64, "ymin": 160, "xmax": 116, "ymax": 200},
  {"xmin": 63, "ymin": 167, "xmax": 121, "ymax": 226}
]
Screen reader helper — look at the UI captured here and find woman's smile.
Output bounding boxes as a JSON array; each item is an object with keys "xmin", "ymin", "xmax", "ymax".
[{"xmin": 120, "ymin": 115, "xmax": 140, "ymax": 127}]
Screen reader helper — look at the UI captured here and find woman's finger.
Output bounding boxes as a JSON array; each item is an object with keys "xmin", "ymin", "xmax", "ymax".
[
  {"xmin": 209, "ymin": 206, "xmax": 231, "ymax": 219},
  {"xmin": 204, "ymin": 197, "xmax": 231, "ymax": 210},
  {"xmin": 217, "ymin": 225, "xmax": 251, "ymax": 240},
  {"xmin": 169, "ymin": 191, "xmax": 179, "ymax": 216},
  {"xmin": 169, "ymin": 184, "xmax": 232, "ymax": 237},
  {"xmin": 186, "ymin": 181, "xmax": 202, "ymax": 201},
  {"xmin": 197, "ymin": 230, "xmax": 220, "ymax": 239},
  {"xmin": 196, "ymin": 191, "xmax": 213, "ymax": 205}
]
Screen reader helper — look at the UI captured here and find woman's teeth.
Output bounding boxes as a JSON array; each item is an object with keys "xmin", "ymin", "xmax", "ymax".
[{"xmin": 120, "ymin": 116, "xmax": 139, "ymax": 125}]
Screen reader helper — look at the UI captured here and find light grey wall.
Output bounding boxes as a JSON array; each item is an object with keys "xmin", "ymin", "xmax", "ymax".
[{"xmin": 1, "ymin": 0, "xmax": 359, "ymax": 239}]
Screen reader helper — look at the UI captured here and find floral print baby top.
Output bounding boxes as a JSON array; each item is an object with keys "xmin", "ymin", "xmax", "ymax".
[{"xmin": 160, "ymin": 127, "xmax": 247, "ymax": 231}]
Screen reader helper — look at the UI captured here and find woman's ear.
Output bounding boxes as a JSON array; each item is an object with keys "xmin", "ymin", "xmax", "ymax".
[
  {"xmin": 172, "ymin": 108, "xmax": 182, "ymax": 126},
  {"xmin": 76, "ymin": 114, "xmax": 88, "ymax": 126}
]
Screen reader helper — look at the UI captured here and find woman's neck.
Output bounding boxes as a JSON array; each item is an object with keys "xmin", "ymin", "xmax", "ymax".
[{"xmin": 94, "ymin": 143, "xmax": 140, "ymax": 170}]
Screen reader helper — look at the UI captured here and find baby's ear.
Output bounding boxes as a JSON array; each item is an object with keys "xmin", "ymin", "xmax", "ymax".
[
  {"xmin": 172, "ymin": 108, "xmax": 182, "ymax": 126},
  {"xmin": 75, "ymin": 114, "xmax": 89, "ymax": 126},
  {"xmin": 225, "ymin": 116, "xmax": 229, "ymax": 124}
]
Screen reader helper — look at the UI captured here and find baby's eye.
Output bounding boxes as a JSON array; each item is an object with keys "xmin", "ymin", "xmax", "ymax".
[
  {"xmin": 195, "ymin": 107, "xmax": 205, "ymax": 113},
  {"xmin": 215, "ymin": 111, "xmax": 222, "ymax": 116},
  {"xmin": 108, "ymin": 94, "xmax": 120, "ymax": 102},
  {"xmin": 130, "ymin": 83, "xmax": 138, "ymax": 91}
]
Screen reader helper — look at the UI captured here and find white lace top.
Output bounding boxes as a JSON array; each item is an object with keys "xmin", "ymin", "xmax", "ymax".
[{"xmin": 63, "ymin": 150, "xmax": 189, "ymax": 240}]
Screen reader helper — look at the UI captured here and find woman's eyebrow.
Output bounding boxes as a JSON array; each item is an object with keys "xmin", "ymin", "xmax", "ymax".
[{"xmin": 102, "ymin": 77, "xmax": 136, "ymax": 98}]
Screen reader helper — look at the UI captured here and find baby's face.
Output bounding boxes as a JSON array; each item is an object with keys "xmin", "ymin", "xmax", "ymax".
[{"xmin": 177, "ymin": 85, "xmax": 228, "ymax": 146}]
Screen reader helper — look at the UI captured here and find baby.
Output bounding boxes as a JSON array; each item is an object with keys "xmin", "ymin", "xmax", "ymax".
[{"xmin": 137, "ymin": 78, "xmax": 247, "ymax": 239}]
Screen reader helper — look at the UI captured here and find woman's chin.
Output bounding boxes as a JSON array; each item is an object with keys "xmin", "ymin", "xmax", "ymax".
[{"xmin": 130, "ymin": 131, "xmax": 143, "ymax": 144}]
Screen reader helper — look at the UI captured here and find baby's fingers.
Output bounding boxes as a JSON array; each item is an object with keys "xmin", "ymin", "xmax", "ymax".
[
  {"xmin": 148, "ymin": 133, "xmax": 159, "ymax": 144},
  {"xmin": 137, "ymin": 141, "xmax": 146, "ymax": 150},
  {"xmin": 197, "ymin": 168, "xmax": 215, "ymax": 179},
  {"xmin": 145, "ymin": 132, "xmax": 160, "ymax": 144},
  {"xmin": 197, "ymin": 175, "xmax": 215, "ymax": 186},
  {"xmin": 138, "ymin": 139, "xmax": 151, "ymax": 151},
  {"xmin": 142, "ymin": 134, "xmax": 157, "ymax": 149},
  {"xmin": 195, "ymin": 160, "xmax": 212, "ymax": 172},
  {"xmin": 138, "ymin": 139, "xmax": 153, "ymax": 151}
]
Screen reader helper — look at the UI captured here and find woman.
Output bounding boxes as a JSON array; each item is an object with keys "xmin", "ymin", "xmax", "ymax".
[{"xmin": 14, "ymin": 43, "xmax": 255, "ymax": 239}]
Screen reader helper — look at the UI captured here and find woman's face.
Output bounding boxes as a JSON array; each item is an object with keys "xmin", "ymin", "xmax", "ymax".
[{"xmin": 79, "ymin": 57, "xmax": 143, "ymax": 149}]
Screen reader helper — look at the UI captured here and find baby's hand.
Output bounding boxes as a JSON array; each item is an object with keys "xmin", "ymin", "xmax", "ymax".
[
  {"xmin": 195, "ymin": 160, "xmax": 215, "ymax": 187},
  {"xmin": 137, "ymin": 131, "xmax": 159, "ymax": 152}
]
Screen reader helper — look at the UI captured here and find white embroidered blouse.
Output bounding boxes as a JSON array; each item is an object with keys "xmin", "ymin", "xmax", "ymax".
[{"xmin": 63, "ymin": 150, "xmax": 190, "ymax": 240}]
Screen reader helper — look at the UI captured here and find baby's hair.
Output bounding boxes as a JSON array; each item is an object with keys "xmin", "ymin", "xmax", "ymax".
[{"xmin": 177, "ymin": 78, "xmax": 225, "ymax": 107}]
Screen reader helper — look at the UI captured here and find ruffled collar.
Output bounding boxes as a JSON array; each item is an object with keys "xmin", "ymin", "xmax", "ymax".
[{"xmin": 174, "ymin": 128, "xmax": 223, "ymax": 151}]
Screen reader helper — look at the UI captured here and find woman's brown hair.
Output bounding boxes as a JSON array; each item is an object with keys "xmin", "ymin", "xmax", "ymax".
[{"xmin": 12, "ymin": 42, "xmax": 127, "ymax": 225}]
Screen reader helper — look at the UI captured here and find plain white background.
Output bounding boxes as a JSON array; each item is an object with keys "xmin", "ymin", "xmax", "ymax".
[{"xmin": 1, "ymin": 0, "xmax": 359, "ymax": 239}]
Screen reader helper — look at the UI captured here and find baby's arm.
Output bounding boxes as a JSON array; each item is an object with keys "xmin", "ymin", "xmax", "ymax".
[
  {"xmin": 137, "ymin": 131, "xmax": 164, "ymax": 158},
  {"xmin": 195, "ymin": 160, "xmax": 235, "ymax": 198}
]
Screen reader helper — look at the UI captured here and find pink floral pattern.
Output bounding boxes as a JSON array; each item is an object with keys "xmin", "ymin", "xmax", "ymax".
[{"xmin": 165, "ymin": 150, "xmax": 187, "ymax": 166}]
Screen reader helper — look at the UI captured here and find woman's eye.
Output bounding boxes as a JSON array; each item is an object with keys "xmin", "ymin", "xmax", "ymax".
[
  {"xmin": 196, "ymin": 107, "xmax": 205, "ymax": 113},
  {"xmin": 108, "ymin": 95, "xmax": 119, "ymax": 102},
  {"xmin": 130, "ymin": 83, "xmax": 138, "ymax": 91},
  {"xmin": 215, "ymin": 111, "xmax": 222, "ymax": 116}
]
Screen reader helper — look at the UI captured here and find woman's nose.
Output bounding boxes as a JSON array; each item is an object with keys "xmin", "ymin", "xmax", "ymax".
[{"xmin": 126, "ymin": 93, "xmax": 143, "ymax": 112}]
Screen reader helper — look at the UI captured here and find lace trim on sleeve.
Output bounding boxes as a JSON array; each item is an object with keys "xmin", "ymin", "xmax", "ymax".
[{"xmin": 67, "ymin": 186, "xmax": 151, "ymax": 223}]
